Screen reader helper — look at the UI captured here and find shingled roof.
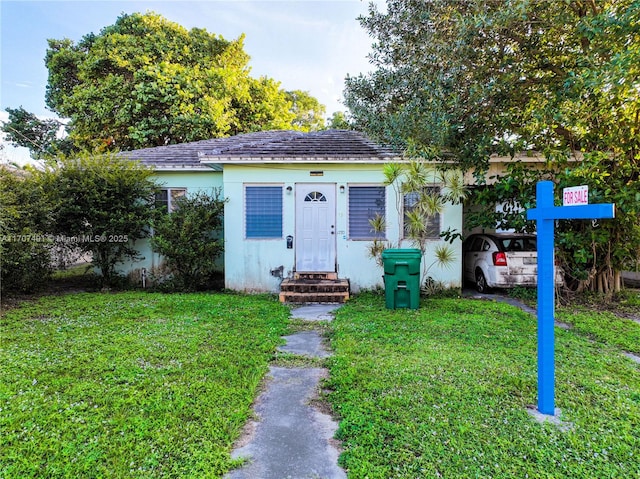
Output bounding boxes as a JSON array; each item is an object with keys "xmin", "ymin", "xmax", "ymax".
[{"xmin": 120, "ymin": 129, "xmax": 402, "ymax": 170}]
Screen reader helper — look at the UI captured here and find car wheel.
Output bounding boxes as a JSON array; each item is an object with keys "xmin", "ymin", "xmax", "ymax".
[{"xmin": 475, "ymin": 269, "xmax": 491, "ymax": 294}]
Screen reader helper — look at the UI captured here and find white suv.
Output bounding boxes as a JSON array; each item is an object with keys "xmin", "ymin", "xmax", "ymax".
[{"xmin": 463, "ymin": 233, "xmax": 562, "ymax": 293}]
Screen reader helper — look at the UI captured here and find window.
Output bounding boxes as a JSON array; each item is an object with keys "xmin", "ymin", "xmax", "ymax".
[
  {"xmin": 155, "ymin": 188, "xmax": 186, "ymax": 212},
  {"xmin": 348, "ymin": 186, "xmax": 386, "ymax": 240},
  {"xmin": 471, "ymin": 237, "xmax": 485, "ymax": 252},
  {"xmin": 403, "ymin": 187, "xmax": 441, "ymax": 239},
  {"xmin": 305, "ymin": 191, "xmax": 327, "ymax": 202},
  {"xmin": 245, "ymin": 185, "xmax": 283, "ymax": 239},
  {"xmin": 501, "ymin": 237, "xmax": 537, "ymax": 252}
]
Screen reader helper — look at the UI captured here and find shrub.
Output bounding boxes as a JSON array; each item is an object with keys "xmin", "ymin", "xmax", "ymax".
[
  {"xmin": 0, "ymin": 166, "xmax": 53, "ymax": 293},
  {"xmin": 151, "ymin": 190, "xmax": 226, "ymax": 291},
  {"xmin": 39, "ymin": 152, "xmax": 158, "ymax": 286}
]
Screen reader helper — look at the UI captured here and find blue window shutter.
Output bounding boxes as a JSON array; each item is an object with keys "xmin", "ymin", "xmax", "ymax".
[
  {"xmin": 348, "ymin": 186, "xmax": 386, "ymax": 240},
  {"xmin": 245, "ymin": 186, "xmax": 283, "ymax": 238}
]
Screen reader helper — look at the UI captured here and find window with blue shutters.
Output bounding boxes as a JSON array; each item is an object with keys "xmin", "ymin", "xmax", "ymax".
[
  {"xmin": 348, "ymin": 185, "xmax": 386, "ymax": 240},
  {"xmin": 245, "ymin": 186, "xmax": 283, "ymax": 239}
]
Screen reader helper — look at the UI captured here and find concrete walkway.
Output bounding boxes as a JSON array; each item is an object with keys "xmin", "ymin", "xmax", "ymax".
[
  {"xmin": 226, "ymin": 304, "xmax": 346, "ymax": 479},
  {"xmin": 278, "ymin": 330, "xmax": 333, "ymax": 358}
]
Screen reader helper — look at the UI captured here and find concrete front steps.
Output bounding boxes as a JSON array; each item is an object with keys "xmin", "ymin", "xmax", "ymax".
[{"xmin": 279, "ymin": 272, "xmax": 350, "ymax": 304}]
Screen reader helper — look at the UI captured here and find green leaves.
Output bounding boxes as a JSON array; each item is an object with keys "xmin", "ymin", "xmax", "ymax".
[
  {"xmin": 348, "ymin": 0, "xmax": 640, "ymax": 167},
  {"xmin": 0, "ymin": 166, "xmax": 54, "ymax": 292},
  {"xmin": 368, "ymin": 161, "xmax": 466, "ymax": 282},
  {"xmin": 38, "ymin": 152, "xmax": 158, "ymax": 285},
  {"xmin": 0, "ymin": 107, "xmax": 73, "ymax": 160},
  {"xmin": 41, "ymin": 11, "xmax": 321, "ymax": 151},
  {"xmin": 151, "ymin": 190, "xmax": 226, "ymax": 291},
  {"xmin": 285, "ymin": 90, "xmax": 326, "ymax": 131},
  {"xmin": 467, "ymin": 151, "xmax": 640, "ymax": 293}
]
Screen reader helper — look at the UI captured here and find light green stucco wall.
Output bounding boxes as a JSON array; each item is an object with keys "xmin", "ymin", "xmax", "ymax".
[
  {"xmin": 223, "ymin": 163, "xmax": 463, "ymax": 293},
  {"xmin": 116, "ymin": 169, "xmax": 223, "ymax": 282}
]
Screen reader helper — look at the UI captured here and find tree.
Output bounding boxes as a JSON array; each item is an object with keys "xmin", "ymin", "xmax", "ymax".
[
  {"xmin": 1, "ymin": 107, "xmax": 73, "ymax": 160},
  {"xmin": 0, "ymin": 166, "xmax": 53, "ymax": 293},
  {"xmin": 554, "ymin": 155, "xmax": 640, "ymax": 294},
  {"xmin": 150, "ymin": 191, "xmax": 226, "ymax": 291},
  {"xmin": 347, "ymin": 0, "xmax": 640, "ymax": 294},
  {"xmin": 285, "ymin": 90, "xmax": 326, "ymax": 131},
  {"xmin": 38, "ymin": 12, "xmax": 323, "ymax": 151},
  {"xmin": 468, "ymin": 155, "xmax": 640, "ymax": 295},
  {"xmin": 327, "ymin": 111, "xmax": 352, "ymax": 130},
  {"xmin": 39, "ymin": 153, "xmax": 158, "ymax": 285}
]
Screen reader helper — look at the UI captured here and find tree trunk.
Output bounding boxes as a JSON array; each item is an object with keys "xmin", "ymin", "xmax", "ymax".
[
  {"xmin": 614, "ymin": 270, "xmax": 622, "ymax": 292},
  {"xmin": 588, "ymin": 268, "xmax": 622, "ymax": 297}
]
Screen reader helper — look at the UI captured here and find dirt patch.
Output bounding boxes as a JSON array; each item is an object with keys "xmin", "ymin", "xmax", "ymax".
[
  {"xmin": 1, "ymin": 277, "xmax": 96, "ymax": 313},
  {"xmin": 564, "ymin": 288, "xmax": 640, "ymax": 321}
]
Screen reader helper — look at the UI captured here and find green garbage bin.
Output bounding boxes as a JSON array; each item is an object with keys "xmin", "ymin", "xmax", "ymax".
[{"xmin": 382, "ymin": 248, "xmax": 422, "ymax": 309}]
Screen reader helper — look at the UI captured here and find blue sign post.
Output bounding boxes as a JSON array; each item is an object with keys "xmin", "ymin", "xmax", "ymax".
[{"xmin": 527, "ymin": 181, "xmax": 615, "ymax": 416}]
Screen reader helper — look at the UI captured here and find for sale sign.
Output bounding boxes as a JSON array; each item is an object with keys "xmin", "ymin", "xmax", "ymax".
[{"xmin": 562, "ymin": 185, "xmax": 589, "ymax": 206}]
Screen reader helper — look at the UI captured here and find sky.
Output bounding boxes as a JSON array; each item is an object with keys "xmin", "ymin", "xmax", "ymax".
[{"xmin": 0, "ymin": 0, "xmax": 381, "ymax": 163}]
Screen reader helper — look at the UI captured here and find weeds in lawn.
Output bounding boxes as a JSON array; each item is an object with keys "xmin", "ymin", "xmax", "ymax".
[
  {"xmin": 4, "ymin": 289, "xmax": 638, "ymax": 478},
  {"xmin": 0, "ymin": 292, "xmax": 289, "ymax": 478},
  {"xmin": 508, "ymin": 285, "xmax": 538, "ymax": 302},
  {"xmin": 327, "ymin": 293, "xmax": 640, "ymax": 478},
  {"xmin": 271, "ymin": 351, "xmax": 326, "ymax": 369},
  {"xmin": 557, "ymin": 308, "xmax": 640, "ymax": 355}
]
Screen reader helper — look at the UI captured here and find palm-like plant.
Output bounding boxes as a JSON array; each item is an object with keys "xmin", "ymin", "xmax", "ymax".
[{"xmin": 367, "ymin": 161, "xmax": 467, "ymax": 287}]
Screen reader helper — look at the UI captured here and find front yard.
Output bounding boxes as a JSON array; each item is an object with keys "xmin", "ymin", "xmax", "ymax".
[
  {"xmin": 1, "ymin": 290, "xmax": 639, "ymax": 478},
  {"xmin": 327, "ymin": 293, "xmax": 640, "ymax": 478},
  {"xmin": 0, "ymin": 292, "xmax": 289, "ymax": 478}
]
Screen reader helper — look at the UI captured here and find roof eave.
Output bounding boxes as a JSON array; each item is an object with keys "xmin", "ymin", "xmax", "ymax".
[
  {"xmin": 198, "ymin": 155, "xmax": 406, "ymax": 164},
  {"xmin": 149, "ymin": 165, "xmax": 221, "ymax": 172}
]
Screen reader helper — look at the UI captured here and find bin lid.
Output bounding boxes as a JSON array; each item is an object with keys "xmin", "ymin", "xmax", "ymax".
[
  {"xmin": 382, "ymin": 248, "xmax": 422, "ymax": 274},
  {"xmin": 381, "ymin": 248, "xmax": 422, "ymax": 258}
]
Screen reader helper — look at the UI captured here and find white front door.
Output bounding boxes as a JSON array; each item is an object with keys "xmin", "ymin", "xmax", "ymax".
[{"xmin": 295, "ymin": 183, "xmax": 336, "ymax": 272}]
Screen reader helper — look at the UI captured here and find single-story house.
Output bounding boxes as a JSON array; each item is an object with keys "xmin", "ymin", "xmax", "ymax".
[{"xmin": 121, "ymin": 129, "xmax": 463, "ymax": 300}]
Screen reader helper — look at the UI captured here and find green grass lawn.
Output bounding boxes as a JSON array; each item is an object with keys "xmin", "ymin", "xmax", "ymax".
[
  {"xmin": 327, "ymin": 293, "xmax": 640, "ymax": 478},
  {"xmin": 1, "ymin": 292, "xmax": 290, "ymax": 478},
  {"xmin": 3, "ymin": 289, "xmax": 639, "ymax": 478},
  {"xmin": 557, "ymin": 291, "xmax": 640, "ymax": 355}
]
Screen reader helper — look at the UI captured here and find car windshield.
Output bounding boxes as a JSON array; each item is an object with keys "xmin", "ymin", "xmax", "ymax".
[{"xmin": 500, "ymin": 237, "xmax": 537, "ymax": 252}]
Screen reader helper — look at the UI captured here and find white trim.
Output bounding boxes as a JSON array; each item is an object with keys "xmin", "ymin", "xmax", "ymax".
[
  {"xmin": 157, "ymin": 187, "xmax": 187, "ymax": 212},
  {"xmin": 150, "ymin": 166, "xmax": 213, "ymax": 171},
  {"xmin": 200, "ymin": 156, "xmax": 404, "ymax": 165}
]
